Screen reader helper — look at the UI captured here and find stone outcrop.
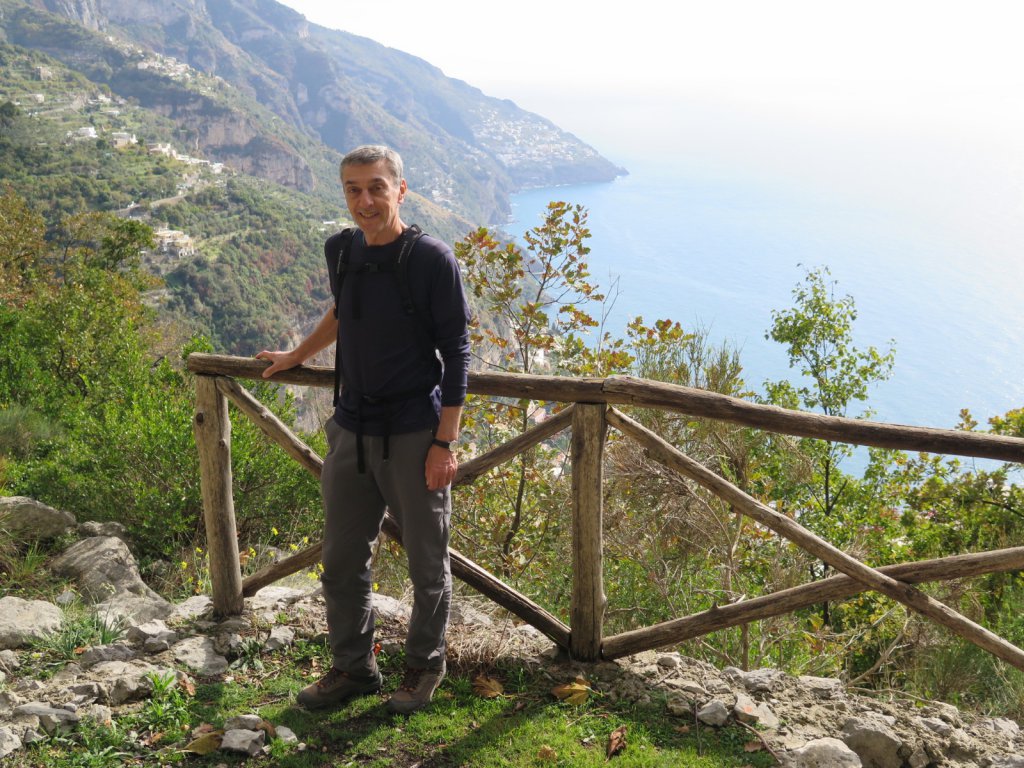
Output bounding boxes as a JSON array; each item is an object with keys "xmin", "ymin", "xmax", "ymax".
[
  {"xmin": 51, "ymin": 536, "xmax": 172, "ymax": 623},
  {"xmin": 0, "ymin": 497, "xmax": 76, "ymax": 540},
  {"xmin": 2, "ymin": 496, "xmax": 1023, "ymax": 765},
  {"xmin": 0, "ymin": 598, "xmax": 63, "ymax": 651}
]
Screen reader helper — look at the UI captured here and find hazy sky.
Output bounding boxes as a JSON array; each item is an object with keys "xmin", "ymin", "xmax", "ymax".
[{"xmin": 275, "ymin": 0, "xmax": 1024, "ymax": 157}]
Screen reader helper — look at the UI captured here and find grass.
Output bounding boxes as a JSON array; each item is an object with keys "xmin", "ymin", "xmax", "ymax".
[
  {"xmin": 10, "ymin": 634, "xmax": 778, "ymax": 768},
  {"xmin": 24, "ymin": 600, "xmax": 128, "ymax": 678},
  {"xmin": 1, "ymin": 542, "xmax": 59, "ymax": 597}
]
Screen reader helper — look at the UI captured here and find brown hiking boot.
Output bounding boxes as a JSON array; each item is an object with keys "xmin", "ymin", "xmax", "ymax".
[
  {"xmin": 296, "ymin": 666, "xmax": 382, "ymax": 709},
  {"xmin": 386, "ymin": 661, "xmax": 446, "ymax": 714}
]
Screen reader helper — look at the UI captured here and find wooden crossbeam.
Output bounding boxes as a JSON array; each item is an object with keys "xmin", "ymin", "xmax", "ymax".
[
  {"xmin": 602, "ymin": 546, "xmax": 1024, "ymax": 659},
  {"xmin": 187, "ymin": 354, "xmax": 1024, "ymax": 464},
  {"xmin": 606, "ymin": 407, "xmax": 1024, "ymax": 671}
]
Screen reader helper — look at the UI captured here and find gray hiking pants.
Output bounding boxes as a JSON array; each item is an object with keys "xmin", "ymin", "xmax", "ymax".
[{"xmin": 320, "ymin": 418, "xmax": 451, "ymax": 675}]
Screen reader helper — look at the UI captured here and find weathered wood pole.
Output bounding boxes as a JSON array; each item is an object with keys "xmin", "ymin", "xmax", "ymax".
[
  {"xmin": 571, "ymin": 404, "xmax": 608, "ymax": 660},
  {"xmin": 607, "ymin": 407, "xmax": 1024, "ymax": 672},
  {"xmin": 193, "ymin": 376, "xmax": 244, "ymax": 616}
]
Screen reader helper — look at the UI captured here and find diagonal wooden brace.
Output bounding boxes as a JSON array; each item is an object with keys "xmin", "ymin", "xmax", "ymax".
[
  {"xmin": 215, "ymin": 376, "xmax": 570, "ymax": 648},
  {"xmin": 606, "ymin": 407, "xmax": 1024, "ymax": 671}
]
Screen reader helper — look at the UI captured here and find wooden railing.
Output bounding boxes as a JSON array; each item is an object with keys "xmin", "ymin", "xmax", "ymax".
[{"xmin": 187, "ymin": 353, "xmax": 1024, "ymax": 667}]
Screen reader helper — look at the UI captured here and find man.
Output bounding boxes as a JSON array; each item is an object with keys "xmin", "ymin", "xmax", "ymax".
[{"xmin": 256, "ymin": 145, "xmax": 470, "ymax": 714}]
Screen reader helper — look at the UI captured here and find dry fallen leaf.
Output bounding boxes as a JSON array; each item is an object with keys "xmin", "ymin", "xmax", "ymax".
[
  {"xmin": 744, "ymin": 741, "xmax": 764, "ymax": 752},
  {"xmin": 183, "ymin": 730, "xmax": 223, "ymax": 755},
  {"xmin": 552, "ymin": 676, "xmax": 593, "ymax": 705},
  {"xmin": 606, "ymin": 725, "xmax": 627, "ymax": 758},
  {"xmin": 473, "ymin": 674, "xmax": 505, "ymax": 698},
  {"xmin": 191, "ymin": 722, "xmax": 217, "ymax": 738},
  {"xmin": 141, "ymin": 731, "xmax": 163, "ymax": 747},
  {"xmin": 180, "ymin": 677, "xmax": 196, "ymax": 696},
  {"xmin": 537, "ymin": 745, "xmax": 558, "ymax": 762}
]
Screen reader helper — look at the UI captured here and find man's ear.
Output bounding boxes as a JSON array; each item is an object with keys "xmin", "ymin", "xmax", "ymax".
[{"xmin": 397, "ymin": 178, "xmax": 407, "ymax": 203}]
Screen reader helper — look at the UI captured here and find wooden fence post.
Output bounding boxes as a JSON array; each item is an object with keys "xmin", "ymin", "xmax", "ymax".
[
  {"xmin": 193, "ymin": 375, "xmax": 244, "ymax": 616},
  {"xmin": 571, "ymin": 403, "xmax": 607, "ymax": 660}
]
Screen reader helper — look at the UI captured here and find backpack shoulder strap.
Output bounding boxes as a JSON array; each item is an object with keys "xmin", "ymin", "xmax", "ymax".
[
  {"xmin": 394, "ymin": 225, "xmax": 441, "ymax": 371},
  {"xmin": 325, "ymin": 227, "xmax": 356, "ymax": 302},
  {"xmin": 394, "ymin": 224, "xmax": 424, "ymax": 316}
]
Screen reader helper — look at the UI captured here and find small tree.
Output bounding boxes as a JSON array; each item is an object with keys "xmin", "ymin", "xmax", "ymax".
[
  {"xmin": 764, "ymin": 265, "xmax": 895, "ymax": 625},
  {"xmin": 456, "ymin": 202, "xmax": 628, "ymax": 583},
  {"xmin": 766, "ymin": 265, "xmax": 895, "ymax": 516}
]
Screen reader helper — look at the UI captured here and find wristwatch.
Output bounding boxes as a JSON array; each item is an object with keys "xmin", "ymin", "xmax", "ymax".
[{"xmin": 431, "ymin": 438, "xmax": 455, "ymax": 450}]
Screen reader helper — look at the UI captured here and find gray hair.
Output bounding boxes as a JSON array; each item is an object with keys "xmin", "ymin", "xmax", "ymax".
[{"xmin": 340, "ymin": 145, "xmax": 403, "ymax": 186}]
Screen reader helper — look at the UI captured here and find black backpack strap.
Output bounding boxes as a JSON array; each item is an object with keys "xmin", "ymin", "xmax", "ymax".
[
  {"xmin": 392, "ymin": 226, "xmax": 440, "ymax": 372},
  {"xmin": 325, "ymin": 227, "xmax": 357, "ymax": 316},
  {"xmin": 324, "ymin": 227, "xmax": 355, "ymax": 406},
  {"xmin": 394, "ymin": 224, "xmax": 423, "ymax": 317}
]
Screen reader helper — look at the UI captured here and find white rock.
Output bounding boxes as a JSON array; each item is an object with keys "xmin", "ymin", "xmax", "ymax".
[
  {"xmin": 167, "ymin": 595, "xmax": 214, "ymax": 622},
  {"xmin": 733, "ymin": 692, "xmax": 779, "ymax": 729},
  {"xmin": 371, "ymin": 593, "xmax": 411, "ymax": 621},
  {"xmin": 788, "ymin": 737, "xmax": 863, "ymax": 767},
  {"xmin": 172, "ymin": 636, "xmax": 229, "ymax": 676},
  {"xmin": 919, "ymin": 716, "xmax": 951, "ymax": 736},
  {"xmin": 0, "ymin": 596, "xmax": 63, "ymax": 650},
  {"xmin": 0, "ymin": 648, "xmax": 20, "ymax": 672},
  {"xmin": 0, "ymin": 726, "xmax": 23, "ymax": 759},
  {"xmin": 697, "ymin": 699, "xmax": 730, "ymax": 727},
  {"xmin": 449, "ymin": 600, "xmax": 493, "ymax": 627},
  {"xmin": 264, "ymin": 625, "xmax": 295, "ymax": 652},
  {"xmin": 0, "ymin": 690, "xmax": 25, "ymax": 718},
  {"xmin": 13, "ymin": 703, "xmax": 81, "ymax": 735},
  {"xmin": 275, "ymin": 725, "xmax": 298, "ymax": 744},
  {"xmin": 798, "ymin": 675, "xmax": 844, "ymax": 699},
  {"xmin": 220, "ymin": 728, "xmax": 265, "ymax": 756},
  {"xmin": 664, "ymin": 678, "xmax": 706, "ymax": 696},
  {"xmin": 988, "ymin": 717, "xmax": 1022, "ymax": 738},
  {"xmin": 742, "ymin": 667, "xmax": 786, "ymax": 693},
  {"xmin": 841, "ymin": 717, "xmax": 902, "ymax": 768},
  {"xmin": 79, "ymin": 642, "xmax": 138, "ymax": 667},
  {"xmin": 224, "ymin": 714, "xmax": 264, "ymax": 731},
  {"xmin": 0, "ymin": 496, "xmax": 76, "ymax": 539},
  {"xmin": 87, "ymin": 659, "xmax": 169, "ymax": 705},
  {"xmin": 907, "ymin": 745, "xmax": 930, "ymax": 768},
  {"xmin": 246, "ymin": 585, "xmax": 309, "ymax": 613},
  {"xmin": 127, "ymin": 619, "xmax": 172, "ymax": 643},
  {"xmin": 734, "ymin": 693, "xmax": 759, "ymax": 723}
]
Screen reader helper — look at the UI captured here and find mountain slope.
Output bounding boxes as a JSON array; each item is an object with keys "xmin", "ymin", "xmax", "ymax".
[{"xmin": 24, "ymin": 0, "xmax": 626, "ymax": 225}]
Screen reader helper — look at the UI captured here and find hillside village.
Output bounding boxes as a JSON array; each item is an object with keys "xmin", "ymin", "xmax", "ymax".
[{"xmin": 2, "ymin": 48, "xmax": 236, "ymax": 276}]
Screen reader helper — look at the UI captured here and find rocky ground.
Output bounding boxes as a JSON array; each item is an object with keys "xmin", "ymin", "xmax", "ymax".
[{"xmin": 2, "ymin": 496, "xmax": 1024, "ymax": 767}]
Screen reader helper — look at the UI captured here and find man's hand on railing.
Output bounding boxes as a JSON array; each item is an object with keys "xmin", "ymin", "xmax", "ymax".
[{"xmin": 254, "ymin": 349, "xmax": 303, "ymax": 378}]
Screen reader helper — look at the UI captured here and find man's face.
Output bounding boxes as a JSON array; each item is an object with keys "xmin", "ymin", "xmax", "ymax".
[{"xmin": 341, "ymin": 160, "xmax": 407, "ymax": 245}]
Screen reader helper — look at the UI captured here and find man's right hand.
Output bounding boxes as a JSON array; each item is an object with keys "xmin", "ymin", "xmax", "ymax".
[{"xmin": 254, "ymin": 350, "xmax": 301, "ymax": 378}]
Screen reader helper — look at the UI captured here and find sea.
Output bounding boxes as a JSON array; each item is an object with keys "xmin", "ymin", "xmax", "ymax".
[{"xmin": 507, "ymin": 145, "xmax": 1024, "ymax": 448}]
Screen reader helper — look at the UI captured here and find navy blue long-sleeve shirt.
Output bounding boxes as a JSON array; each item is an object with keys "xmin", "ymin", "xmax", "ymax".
[{"xmin": 326, "ymin": 228, "xmax": 471, "ymax": 436}]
